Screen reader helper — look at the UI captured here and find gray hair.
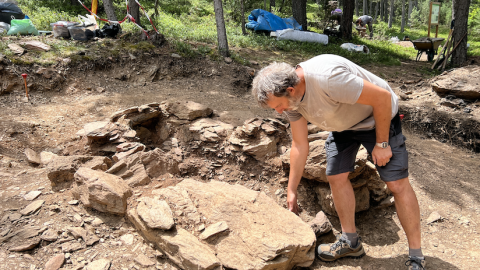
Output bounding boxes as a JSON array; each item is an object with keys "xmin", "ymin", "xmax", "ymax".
[{"xmin": 251, "ymin": 62, "xmax": 300, "ymax": 107}]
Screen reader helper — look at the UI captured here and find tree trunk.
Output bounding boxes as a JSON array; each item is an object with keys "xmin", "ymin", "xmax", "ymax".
[
  {"xmin": 213, "ymin": 0, "xmax": 229, "ymax": 57},
  {"xmin": 380, "ymin": 0, "xmax": 383, "ymax": 21},
  {"xmin": 264, "ymin": 0, "xmax": 267, "ymax": 10},
  {"xmin": 154, "ymin": 0, "xmax": 159, "ymax": 19},
  {"xmin": 292, "ymin": 0, "xmax": 307, "ymax": 31},
  {"xmin": 355, "ymin": 0, "xmax": 359, "ymax": 16},
  {"xmin": 342, "ymin": 0, "xmax": 355, "ymax": 39},
  {"xmin": 270, "ymin": 0, "xmax": 275, "ymax": 12},
  {"xmin": 70, "ymin": 0, "xmax": 80, "ymax": 5},
  {"xmin": 103, "ymin": 0, "xmax": 118, "ymax": 21},
  {"xmin": 401, "ymin": 0, "xmax": 406, "ymax": 32},
  {"xmin": 241, "ymin": 0, "xmax": 247, "ymax": 35},
  {"xmin": 374, "ymin": 2, "xmax": 379, "ymax": 22},
  {"xmin": 388, "ymin": 0, "xmax": 394, "ymax": 27},
  {"xmin": 384, "ymin": 0, "xmax": 388, "ymax": 22},
  {"xmin": 363, "ymin": 0, "xmax": 367, "ymax": 15},
  {"xmin": 407, "ymin": 0, "xmax": 412, "ymax": 26},
  {"xmin": 451, "ymin": 0, "xmax": 470, "ymax": 67},
  {"xmin": 128, "ymin": 0, "xmax": 141, "ymax": 26},
  {"xmin": 370, "ymin": 0, "xmax": 373, "ymax": 15}
]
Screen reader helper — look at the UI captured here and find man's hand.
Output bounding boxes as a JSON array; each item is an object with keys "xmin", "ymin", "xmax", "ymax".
[
  {"xmin": 372, "ymin": 145, "xmax": 393, "ymax": 167},
  {"xmin": 287, "ymin": 188, "xmax": 299, "ymax": 215}
]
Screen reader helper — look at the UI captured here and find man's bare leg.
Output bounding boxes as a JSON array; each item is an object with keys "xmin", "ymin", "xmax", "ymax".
[
  {"xmin": 386, "ymin": 177, "xmax": 421, "ymax": 249},
  {"xmin": 328, "ymin": 172, "xmax": 356, "ymax": 233}
]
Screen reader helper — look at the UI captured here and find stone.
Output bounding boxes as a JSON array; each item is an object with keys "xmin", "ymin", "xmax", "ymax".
[
  {"xmin": 76, "ymin": 121, "xmax": 109, "ymax": 137},
  {"xmin": 120, "ymin": 234, "xmax": 134, "ymax": 245},
  {"xmin": 378, "ymin": 196, "xmax": 395, "ymax": 208},
  {"xmin": 128, "ymin": 210, "xmax": 221, "ymax": 270},
  {"xmin": 41, "ymin": 229, "xmax": 58, "ymax": 242},
  {"xmin": 189, "ymin": 118, "xmax": 234, "ymax": 142},
  {"xmin": 431, "ymin": 66, "xmax": 480, "ymax": 99},
  {"xmin": 307, "ymin": 124, "xmax": 323, "ymax": 134},
  {"xmin": 112, "ymin": 144, "xmax": 145, "ymax": 162},
  {"xmin": 168, "ymin": 101, "xmax": 213, "ymax": 120},
  {"xmin": 149, "ymin": 179, "xmax": 316, "ymax": 269},
  {"xmin": 25, "ymin": 148, "xmax": 41, "ymax": 164},
  {"xmin": 427, "ymin": 211, "xmax": 443, "ymax": 224},
  {"xmin": 315, "ymin": 185, "xmax": 370, "ymax": 216},
  {"xmin": 61, "ymin": 242, "xmax": 83, "ymax": 253},
  {"xmin": 199, "ymin": 221, "xmax": 229, "ymax": 240},
  {"xmin": 85, "ymin": 259, "xmax": 111, "ymax": 270},
  {"xmin": 44, "ymin": 254, "xmax": 65, "ymax": 270},
  {"xmin": 16, "ymin": 227, "xmax": 42, "ymax": 238},
  {"xmin": 137, "ymin": 197, "xmax": 174, "ymax": 230},
  {"xmin": 40, "ymin": 151, "xmax": 58, "ymax": 165},
  {"xmin": 91, "ymin": 218, "xmax": 104, "ymax": 227},
  {"xmin": 8, "ymin": 43, "xmax": 25, "ymax": 55},
  {"xmin": 19, "ymin": 40, "xmax": 51, "ymax": 52},
  {"xmin": 72, "ymin": 168, "xmax": 132, "ymax": 215},
  {"xmin": 67, "ymin": 227, "xmax": 87, "ymax": 240},
  {"xmin": 307, "ymin": 211, "xmax": 332, "ymax": 237},
  {"xmin": 229, "ymin": 130, "xmax": 279, "ymax": 161},
  {"xmin": 140, "ymin": 148, "xmax": 180, "ymax": 179},
  {"xmin": 134, "ymin": 254, "xmax": 155, "ymax": 267},
  {"xmin": 46, "ymin": 155, "xmax": 96, "ymax": 187},
  {"xmin": 24, "ymin": 190, "xmax": 42, "ymax": 201},
  {"xmin": 20, "ymin": 200, "xmax": 44, "ymax": 216},
  {"xmin": 9, "ymin": 238, "xmax": 40, "ymax": 251}
]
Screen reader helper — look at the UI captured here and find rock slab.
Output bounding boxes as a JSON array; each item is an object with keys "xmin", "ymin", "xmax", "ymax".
[{"xmin": 72, "ymin": 168, "xmax": 132, "ymax": 215}]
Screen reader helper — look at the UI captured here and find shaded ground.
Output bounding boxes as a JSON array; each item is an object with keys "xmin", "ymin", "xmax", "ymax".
[{"xmin": 0, "ymin": 38, "xmax": 479, "ymax": 270}]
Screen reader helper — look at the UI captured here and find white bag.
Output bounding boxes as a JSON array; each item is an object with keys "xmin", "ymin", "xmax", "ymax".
[
  {"xmin": 78, "ymin": 14, "xmax": 98, "ymax": 29},
  {"xmin": 276, "ymin": 29, "xmax": 328, "ymax": 45},
  {"xmin": 0, "ymin": 22, "xmax": 10, "ymax": 33},
  {"xmin": 340, "ymin": 43, "xmax": 370, "ymax": 54}
]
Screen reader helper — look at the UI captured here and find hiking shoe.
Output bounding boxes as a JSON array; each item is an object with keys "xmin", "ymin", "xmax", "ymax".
[
  {"xmin": 405, "ymin": 256, "xmax": 426, "ymax": 270},
  {"xmin": 317, "ymin": 235, "xmax": 365, "ymax": 262}
]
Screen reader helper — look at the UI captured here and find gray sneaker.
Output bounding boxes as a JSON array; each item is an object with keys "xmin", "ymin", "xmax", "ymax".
[
  {"xmin": 317, "ymin": 235, "xmax": 365, "ymax": 262},
  {"xmin": 405, "ymin": 256, "xmax": 426, "ymax": 270}
]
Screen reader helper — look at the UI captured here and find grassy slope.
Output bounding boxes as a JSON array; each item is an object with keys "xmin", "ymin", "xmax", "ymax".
[{"xmin": 2, "ymin": 0, "xmax": 477, "ymax": 67}]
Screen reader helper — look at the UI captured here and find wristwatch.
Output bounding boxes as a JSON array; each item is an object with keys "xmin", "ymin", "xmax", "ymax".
[{"xmin": 376, "ymin": 142, "xmax": 389, "ymax": 148}]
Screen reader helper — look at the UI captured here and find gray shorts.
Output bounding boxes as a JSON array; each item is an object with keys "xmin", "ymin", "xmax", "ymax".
[{"xmin": 325, "ymin": 114, "xmax": 408, "ymax": 182}]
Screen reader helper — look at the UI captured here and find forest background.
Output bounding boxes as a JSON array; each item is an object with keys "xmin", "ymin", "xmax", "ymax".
[{"xmin": 6, "ymin": 0, "xmax": 480, "ymax": 68}]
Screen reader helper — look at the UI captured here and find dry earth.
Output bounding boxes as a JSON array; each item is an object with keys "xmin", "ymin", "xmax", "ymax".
[{"xmin": 0, "ymin": 37, "xmax": 479, "ymax": 270}]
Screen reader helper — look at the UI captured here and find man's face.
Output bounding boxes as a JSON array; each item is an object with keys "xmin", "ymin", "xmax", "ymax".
[{"xmin": 266, "ymin": 93, "xmax": 301, "ymax": 114}]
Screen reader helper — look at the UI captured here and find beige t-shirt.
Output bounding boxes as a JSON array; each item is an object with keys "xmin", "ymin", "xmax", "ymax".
[{"xmin": 284, "ymin": 54, "xmax": 398, "ymax": 131}]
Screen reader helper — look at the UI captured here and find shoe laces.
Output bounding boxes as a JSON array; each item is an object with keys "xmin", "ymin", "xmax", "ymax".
[
  {"xmin": 405, "ymin": 257, "xmax": 425, "ymax": 270},
  {"xmin": 330, "ymin": 238, "xmax": 347, "ymax": 251}
]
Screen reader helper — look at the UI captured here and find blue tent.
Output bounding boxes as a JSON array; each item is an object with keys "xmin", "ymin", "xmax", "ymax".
[{"xmin": 245, "ymin": 9, "xmax": 302, "ymax": 32}]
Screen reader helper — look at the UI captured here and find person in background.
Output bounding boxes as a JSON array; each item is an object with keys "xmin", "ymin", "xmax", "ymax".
[{"xmin": 356, "ymin": 15, "xmax": 374, "ymax": 38}]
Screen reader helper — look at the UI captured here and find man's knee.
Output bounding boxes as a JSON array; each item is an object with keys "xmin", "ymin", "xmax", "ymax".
[
  {"xmin": 327, "ymin": 172, "xmax": 350, "ymax": 186},
  {"xmin": 385, "ymin": 177, "xmax": 410, "ymax": 194}
]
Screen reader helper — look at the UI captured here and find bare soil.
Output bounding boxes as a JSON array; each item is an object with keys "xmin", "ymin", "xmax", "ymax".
[{"xmin": 0, "ymin": 38, "xmax": 479, "ymax": 270}]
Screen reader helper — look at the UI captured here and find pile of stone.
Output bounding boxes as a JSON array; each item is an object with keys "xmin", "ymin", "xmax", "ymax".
[{"xmin": 22, "ymin": 100, "xmax": 393, "ymax": 269}]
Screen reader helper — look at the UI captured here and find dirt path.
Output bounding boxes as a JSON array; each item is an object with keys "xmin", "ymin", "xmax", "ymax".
[{"xmin": 0, "ymin": 48, "xmax": 479, "ymax": 270}]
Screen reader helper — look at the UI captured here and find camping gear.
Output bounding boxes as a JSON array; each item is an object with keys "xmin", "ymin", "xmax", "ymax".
[
  {"xmin": 0, "ymin": 1, "xmax": 24, "ymax": 24},
  {"xmin": 411, "ymin": 37, "xmax": 444, "ymax": 61},
  {"xmin": 245, "ymin": 9, "xmax": 302, "ymax": 32},
  {"xmin": 101, "ymin": 23, "xmax": 121, "ymax": 38},
  {"xmin": 275, "ymin": 29, "xmax": 328, "ymax": 45},
  {"xmin": 21, "ymin": 73, "xmax": 28, "ymax": 100},
  {"xmin": 0, "ymin": 21, "xmax": 9, "ymax": 33},
  {"xmin": 51, "ymin": 21, "xmax": 79, "ymax": 38},
  {"xmin": 68, "ymin": 24, "xmax": 95, "ymax": 41},
  {"xmin": 7, "ymin": 19, "xmax": 38, "ymax": 35}
]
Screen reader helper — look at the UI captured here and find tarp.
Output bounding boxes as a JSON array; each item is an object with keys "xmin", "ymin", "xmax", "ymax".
[{"xmin": 246, "ymin": 9, "xmax": 302, "ymax": 32}]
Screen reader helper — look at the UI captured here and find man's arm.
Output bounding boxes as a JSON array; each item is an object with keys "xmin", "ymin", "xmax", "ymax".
[
  {"xmin": 287, "ymin": 116, "xmax": 309, "ymax": 214},
  {"xmin": 356, "ymin": 79, "xmax": 393, "ymax": 167}
]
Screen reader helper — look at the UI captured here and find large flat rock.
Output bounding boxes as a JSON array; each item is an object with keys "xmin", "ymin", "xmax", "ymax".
[
  {"xmin": 151, "ymin": 179, "xmax": 316, "ymax": 269},
  {"xmin": 431, "ymin": 66, "xmax": 480, "ymax": 99}
]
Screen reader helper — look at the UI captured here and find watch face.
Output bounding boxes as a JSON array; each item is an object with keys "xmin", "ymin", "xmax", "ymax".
[{"xmin": 382, "ymin": 142, "xmax": 388, "ymax": 148}]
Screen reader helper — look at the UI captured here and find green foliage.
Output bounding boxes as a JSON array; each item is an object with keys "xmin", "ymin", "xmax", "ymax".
[{"xmin": 171, "ymin": 40, "xmax": 197, "ymax": 58}]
